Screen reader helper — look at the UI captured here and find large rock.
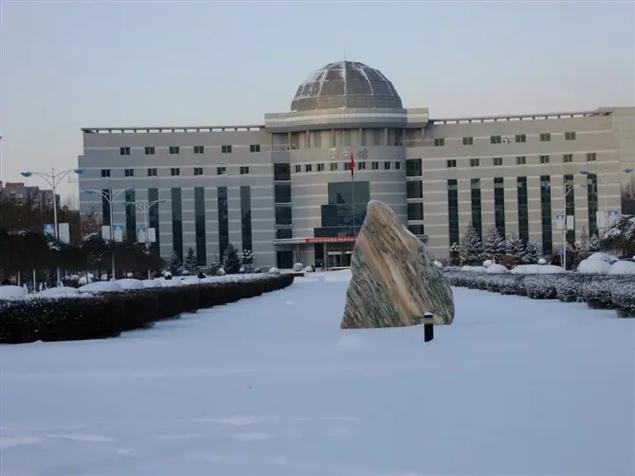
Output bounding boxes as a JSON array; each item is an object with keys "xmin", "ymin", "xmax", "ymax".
[{"xmin": 341, "ymin": 201, "xmax": 454, "ymax": 328}]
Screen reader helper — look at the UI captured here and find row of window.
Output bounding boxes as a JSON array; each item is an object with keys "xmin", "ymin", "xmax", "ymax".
[
  {"xmin": 446, "ymin": 152, "xmax": 597, "ymax": 168},
  {"xmin": 291, "ymin": 161, "xmax": 402, "ymax": 174},
  {"xmin": 433, "ymin": 131, "xmax": 577, "ymax": 147},
  {"xmin": 101, "ymin": 166, "xmax": 250, "ymax": 178},
  {"xmin": 119, "ymin": 144, "xmax": 261, "ymax": 156}
]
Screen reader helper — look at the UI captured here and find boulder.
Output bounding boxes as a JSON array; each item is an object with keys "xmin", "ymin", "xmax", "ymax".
[{"xmin": 341, "ymin": 201, "xmax": 454, "ymax": 328}]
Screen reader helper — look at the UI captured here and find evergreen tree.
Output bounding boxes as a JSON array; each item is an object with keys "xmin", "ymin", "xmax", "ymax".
[
  {"xmin": 588, "ymin": 233, "xmax": 600, "ymax": 253},
  {"xmin": 168, "ymin": 251, "xmax": 182, "ymax": 274},
  {"xmin": 223, "ymin": 244, "xmax": 241, "ymax": 274},
  {"xmin": 208, "ymin": 254, "xmax": 221, "ymax": 275},
  {"xmin": 242, "ymin": 249, "xmax": 253, "ymax": 271},
  {"xmin": 522, "ymin": 239, "xmax": 541, "ymax": 264},
  {"xmin": 577, "ymin": 226, "xmax": 590, "ymax": 259},
  {"xmin": 459, "ymin": 224, "xmax": 483, "ymax": 265},
  {"xmin": 483, "ymin": 228, "xmax": 505, "ymax": 261},
  {"xmin": 183, "ymin": 247, "xmax": 198, "ymax": 274},
  {"xmin": 449, "ymin": 242, "xmax": 460, "ymax": 266},
  {"xmin": 506, "ymin": 234, "xmax": 526, "ymax": 261}
]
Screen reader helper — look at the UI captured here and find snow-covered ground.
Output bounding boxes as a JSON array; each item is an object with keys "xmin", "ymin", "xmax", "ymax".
[{"xmin": 1, "ymin": 270, "xmax": 633, "ymax": 475}]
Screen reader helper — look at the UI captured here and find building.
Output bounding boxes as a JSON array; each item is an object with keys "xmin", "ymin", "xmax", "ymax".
[
  {"xmin": 78, "ymin": 61, "xmax": 635, "ymax": 268},
  {"xmin": 0, "ymin": 181, "xmax": 57, "ymax": 210}
]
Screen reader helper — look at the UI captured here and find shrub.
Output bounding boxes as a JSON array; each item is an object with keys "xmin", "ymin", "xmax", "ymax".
[
  {"xmin": 611, "ymin": 283, "xmax": 635, "ymax": 318},
  {"xmin": 522, "ymin": 276, "xmax": 558, "ymax": 299},
  {"xmin": 581, "ymin": 279, "xmax": 615, "ymax": 309},
  {"xmin": 554, "ymin": 276, "xmax": 581, "ymax": 302}
]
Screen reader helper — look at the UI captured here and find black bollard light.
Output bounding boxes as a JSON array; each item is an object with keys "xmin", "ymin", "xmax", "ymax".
[{"xmin": 423, "ymin": 311, "xmax": 434, "ymax": 342}]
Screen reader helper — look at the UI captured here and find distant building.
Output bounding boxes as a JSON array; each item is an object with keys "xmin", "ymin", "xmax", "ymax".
[
  {"xmin": 78, "ymin": 61, "xmax": 635, "ymax": 268},
  {"xmin": 0, "ymin": 182, "xmax": 57, "ymax": 210}
]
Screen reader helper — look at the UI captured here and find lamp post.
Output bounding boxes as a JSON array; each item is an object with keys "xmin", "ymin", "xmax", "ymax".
[
  {"xmin": 580, "ymin": 168, "xmax": 634, "ymax": 236},
  {"xmin": 20, "ymin": 167, "xmax": 84, "ymax": 284},
  {"xmin": 85, "ymin": 188, "xmax": 126, "ymax": 279},
  {"xmin": 561, "ymin": 183, "xmax": 586, "ymax": 270},
  {"xmin": 125, "ymin": 199, "xmax": 166, "ymax": 279}
]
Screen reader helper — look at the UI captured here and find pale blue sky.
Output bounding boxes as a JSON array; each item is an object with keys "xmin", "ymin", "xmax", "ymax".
[{"xmin": 1, "ymin": 1, "xmax": 633, "ymax": 199}]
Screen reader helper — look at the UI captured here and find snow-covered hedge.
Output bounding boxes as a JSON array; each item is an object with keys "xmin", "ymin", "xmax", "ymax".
[{"xmin": 0, "ymin": 274, "xmax": 294, "ymax": 344}]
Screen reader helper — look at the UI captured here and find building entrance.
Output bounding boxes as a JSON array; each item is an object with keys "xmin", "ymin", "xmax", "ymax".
[{"xmin": 326, "ymin": 251, "xmax": 352, "ymax": 268}]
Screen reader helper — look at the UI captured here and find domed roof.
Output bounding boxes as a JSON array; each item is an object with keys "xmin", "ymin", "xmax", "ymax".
[{"xmin": 290, "ymin": 61, "xmax": 402, "ymax": 112}]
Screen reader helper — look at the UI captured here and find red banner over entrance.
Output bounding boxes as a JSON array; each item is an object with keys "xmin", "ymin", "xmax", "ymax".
[{"xmin": 304, "ymin": 236, "xmax": 356, "ymax": 244}]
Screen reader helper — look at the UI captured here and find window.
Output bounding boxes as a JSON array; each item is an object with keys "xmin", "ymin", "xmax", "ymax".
[
  {"xmin": 447, "ymin": 179, "xmax": 459, "ymax": 246},
  {"xmin": 330, "ymin": 162, "xmax": 338, "ymax": 171},
  {"xmin": 358, "ymin": 162, "xmax": 366, "ymax": 170},
  {"xmin": 540, "ymin": 155, "xmax": 550, "ymax": 164},
  {"xmin": 145, "ymin": 146, "xmax": 155, "ymax": 155},
  {"xmin": 274, "ymin": 184, "xmax": 291, "ymax": 203},
  {"xmin": 407, "ymin": 181, "xmax": 423, "ymax": 198},
  {"xmin": 274, "ymin": 163, "xmax": 290, "ymax": 180},
  {"xmin": 407, "ymin": 202, "xmax": 423, "ymax": 220},
  {"xmin": 515, "ymin": 134, "xmax": 526, "ymax": 143},
  {"xmin": 148, "ymin": 188, "xmax": 160, "ymax": 253},
  {"xmin": 383, "ymin": 161, "xmax": 391, "ymax": 170},
  {"xmin": 194, "ymin": 187, "xmax": 206, "ymax": 266},
  {"xmin": 147, "ymin": 168, "xmax": 157, "ymax": 177},
  {"xmin": 101, "ymin": 169, "xmax": 110, "ymax": 177},
  {"xmin": 517, "ymin": 156, "xmax": 526, "ymax": 165},
  {"xmin": 408, "ymin": 224, "xmax": 424, "ymax": 235},
  {"xmin": 276, "ymin": 228, "xmax": 292, "ymax": 239},
  {"xmin": 463, "ymin": 136, "xmax": 473, "ymax": 145},
  {"xmin": 494, "ymin": 177, "xmax": 505, "ymax": 237},
  {"xmin": 124, "ymin": 168, "xmax": 134, "ymax": 177},
  {"xmin": 249, "ymin": 144, "xmax": 260, "ymax": 153},
  {"xmin": 344, "ymin": 162, "xmax": 350, "ymax": 171},
  {"xmin": 540, "ymin": 133, "xmax": 551, "ymax": 142},
  {"xmin": 371, "ymin": 161, "xmax": 379, "ymax": 170},
  {"xmin": 101, "ymin": 188, "xmax": 111, "ymax": 225},
  {"xmin": 406, "ymin": 158, "xmax": 422, "ymax": 176},
  {"xmin": 217, "ymin": 187, "xmax": 228, "ymax": 257},
  {"xmin": 540, "ymin": 175, "xmax": 552, "ymax": 254},
  {"xmin": 194, "ymin": 167, "xmax": 203, "ymax": 176},
  {"xmin": 470, "ymin": 158, "xmax": 480, "ymax": 167},
  {"xmin": 587, "ymin": 174, "xmax": 598, "ymax": 236},
  {"xmin": 586, "ymin": 152, "xmax": 597, "ymax": 162},
  {"xmin": 125, "ymin": 189, "xmax": 136, "ymax": 243},
  {"xmin": 170, "ymin": 168, "xmax": 180, "ymax": 176},
  {"xmin": 564, "ymin": 175, "xmax": 576, "ymax": 244},
  {"xmin": 471, "ymin": 178, "xmax": 482, "ymax": 239},
  {"xmin": 565, "ymin": 131, "xmax": 576, "ymax": 141},
  {"xmin": 169, "ymin": 146, "xmax": 180, "ymax": 154},
  {"xmin": 275, "ymin": 206, "xmax": 292, "ymax": 225},
  {"xmin": 296, "ymin": 164, "xmax": 302, "ymax": 173},
  {"xmin": 194, "ymin": 145, "xmax": 204, "ymax": 154},
  {"xmin": 317, "ymin": 163, "xmax": 325, "ymax": 172},
  {"xmin": 240, "ymin": 186, "xmax": 252, "ymax": 253},
  {"xmin": 221, "ymin": 145, "xmax": 232, "ymax": 153},
  {"xmin": 240, "ymin": 166, "xmax": 250, "ymax": 175},
  {"xmin": 305, "ymin": 164, "xmax": 312, "ymax": 172},
  {"xmin": 217, "ymin": 167, "xmax": 226, "ymax": 175},
  {"xmin": 563, "ymin": 154, "xmax": 573, "ymax": 163},
  {"xmin": 517, "ymin": 177, "xmax": 529, "ymax": 242},
  {"xmin": 493, "ymin": 157, "xmax": 503, "ymax": 166},
  {"xmin": 447, "ymin": 159, "xmax": 456, "ymax": 168},
  {"xmin": 490, "ymin": 135, "xmax": 501, "ymax": 144},
  {"xmin": 434, "ymin": 138, "xmax": 445, "ymax": 146},
  {"xmin": 120, "ymin": 147, "xmax": 130, "ymax": 155},
  {"xmin": 171, "ymin": 188, "xmax": 183, "ymax": 260},
  {"xmin": 395, "ymin": 162, "xmax": 401, "ymax": 170}
]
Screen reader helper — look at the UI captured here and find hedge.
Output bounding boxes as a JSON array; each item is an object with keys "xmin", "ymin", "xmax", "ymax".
[
  {"xmin": 0, "ymin": 274, "xmax": 293, "ymax": 344},
  {"xmin": 443, "ymin": 269, "xmax": 634, "ymax": 318}
]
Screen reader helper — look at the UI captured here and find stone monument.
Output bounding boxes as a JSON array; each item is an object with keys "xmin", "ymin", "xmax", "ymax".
[{"xmin": 341, "ymin": 200, "xmax": 454, "ymax": 329}]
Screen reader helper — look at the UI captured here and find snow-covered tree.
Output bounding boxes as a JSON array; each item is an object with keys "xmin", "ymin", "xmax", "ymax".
[
  {"xmin": 483, "ymin": 228, "xmax": 506, "ymax": 261},
  {"xmin": 522, "ymin": 240, "xmax": 541, "ymax": 264},
  {"xmin": 459, "ymin": 224, "xmax": 483, "ymax": 265},
  {"xmin": 449, "ymin": 242, "xmax": 460, "ymax": 266},
  {"xmin": 242, "ymin": 249, "xmax": 253, "ymax": 272},
  {"xmin": 223, "ymin": 244, "xmax": 241, "ymax": 274},
  {"xmin": 601, "ymin": 214, "xmax": 635, "ymax": 257},
  {"xmin": 168, "ymin": 251, "xmax": 182, "ymax": 274},
  {"xmin": 588, "ymin": 233, "xmax": 601, "ymax": 253},
  {"xmin": 183, "ymin": 247, "xmax": 198, "ymax": 274},
  {"xmin": 505, "ymin": 234, "xmax": 525, "ymax": 261}
]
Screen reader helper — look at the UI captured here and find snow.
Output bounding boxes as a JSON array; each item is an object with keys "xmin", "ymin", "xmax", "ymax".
[
  {"xmin": 1, "ymin": 271, "xmax": 633, "ymax": 475},
  {"xmin": 587, "ymin": 252, "xmax": 618, "ymax": 264},
  {"xmin": 482, "ymin": 260, "xmax": 493, "ymax": 268},
  {"xmin": 577, "ymin": 258, "xmax": 612, "ymax": 274},
  {"xmin": 293, "ymin": 263, "xmax": 304, "ymax": 272},
  {"xmin": 115, "ymin": 279, "xmax": 144, "ymax": 290},
  {"xmin": 141, "ymin": 279, "xmax": 161, "ymax": 289},
  {"xmin": 37, "ymin": 287, "xmax": 80, "ymax": 297},
  {"xmin": 460, "ymin": 265, "xmax": 487, "ymax": 272},
  {"xmin": 609, "ymin": 260, "xmax": 635, "ymax": 275},
  {"xmin": 0, "ymin": 286, "xmax": 27, "ymax": 299},
  {"xmin": 485, "ymin": 263, "xmax": 508, "ymax": 274},
  {"xmin": 78, "ymin": 282, "xmax": 123, "ymax": 294},
  {"xmin": 180, "ymin": 277, "xmax": 201, "ymax": 285},
  {"xmin": 268, "ymin": 267, "xmax": 280, "ymax": 275},
  {"xmin": 511, "ymin": 264, "xmax": 567, "ymax": 274}
]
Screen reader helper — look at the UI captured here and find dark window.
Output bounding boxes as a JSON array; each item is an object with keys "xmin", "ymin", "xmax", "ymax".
[
  {"xmin": 563, "ymin": 154, "xmax": 573, "ymax": 163},
  {"xmin": 148, "ymin": 188, "xmax": 160, "ymax": 255},
  {"xmin": 490, "ymin": 135, "xmax": 501, "ymax": 144},
  {"xmin": 471, "ymin": 178, "xmax": 482, "ymax": 239},
  {"xmin": 194, "ymin": 187, "xmax": 206, "ymax": 265},
  {"xmin": 448, "ymin": 179, "xmax": 459, "ymax": 246},
  {"xmin": 587, "ymin": 174, "xmax": 598, "ymax": 237},
  {"xmin": 434, "ymin": 138, "xmax": 445, "ymax": 146},
  {"xmin": 217, "ymin": 187, "xmax": 228, "ymax": 257},
  {"xmin": 494, "ymin": 177, "xmax": 505, "ymax": 237},
  {"xmin": 586, "ymin": 152, "xmax": 597, "ymax": 162},
  {"xmin": 493, "ymin": 157, "xmax": 503, "ymax": 166},
  {"xmin": 275, "ymin": 184, "xmax": 291, "ymax": 203},
  {"xmin": 240, "ymin": 166, "xmax": 250, "ymax": 175},
  {"xmin": 274, "ymin": 163, "xmax": 290, "ymax": 180},
  {"xmin": 447, "ymin": 159, "xmax": 456, "ymax": 168},
  {"xmin": 344, "ymin": 162, "xmax": 350, "ymax": 171},
  {"xmin": 358, "ymin": 162, "xmax": 366, "ymax": 170},
  {"xmin": 540, "ymin": 155, "xmax": 550, "ymax": 164},
  {"xmin": 371, "ymin": 161, "xmax": 379, "ymax": 170},
  {"xmin": 564, "ymin": 175, "xmax": 576, "ymax": 244},
  {"xmin": 517, "ymin": 156, "xmax": 526, "ymax": 165},
  {"xmin": 276, "ymin": 250, "xmax": 293, "ymax": 269},
  {"xmin": 147, "ymin": 168, "xmax": 157, "ymax": 176},
  {"xmin": 275, "ymin": 206, "xmax": 292, "ymax": 225},
  {"xmin": 101, "ymin": 188, "xmax": 111, "ymax": 226},
  {"xmin": 540, "ymin": 133, "xmax": 551, "ymax": 142},
  {"xmin": 406, "ymin": 159, "xmax": 422, "ymax": 176},
  {"xmin": 463, "ymin": 136, "xmax": 473, "ymax": 145},
  {"xmin": 517, "ymin": 177, "xmax": 529, "ymax": 242},
  {"xmin": 407, "ymin": 181, "xmax": 423, "ymax": 198},
  {"xmin": 540, "ymin": 175, "xmax": 552, "ymax": 254},
  {"xmin": 515, "ymin": 134, "xmax": 526, "ymax": 143},
  {"xmin": 407, "ymin": 202, "xmax": 423, "ymax": 220},
  {"xmin": 217, "ymin": 167, "xmax": 226, "ymax": 175},
  {"xmin": 470, "ymin": 158, "xmax": 480, "ymax": 167},
  {"xmin": 170, "ymin": 168, "xmax": 180, "ymax": 176},
  {"xmin": 171, "ymin": 188, "xmax": 183, "ymax": 260},
  {"xmin": 565, "ymin": 131, "xmax": 576, "ymax": 141},
  {"xmin": 317, "ymin": 163, "xmax": 325, "ymax": 172},
  {"xmin": 221, "ymin": 145, "xmax": 232, "ymax": 153},
  {"xmin": 145, "ymin": 146, "xmax": 155, "ymax": 155},
  {"xmin": 276, "ymin": 228, "xmax": 292, "ymax": 239},
  {"xmin": 316, "ymin": 182, "xmax": 369, "ymax": 236},
  {"xmin": 169, "ymin": 146, "xmax": 180, "ymax": 154},
  {"xmin": 384, "ymin": 161, "xmax": 391, "ymax": 170},
  {"xmin": 120, "ymin": 147, "xmax": 130, "ymax": 155},
  {"xmin": 408, "ymin": 224, "xmax": 424, "ymax": 235},
  {"xmin": 305, "ymin": 164, "xmax": 312, "ymax": 172},
  {"xmin": 194, "ymin": 145, "xmax": 204, "ymax": 154},
  {"xmin": 240, "ymin": 186, "xmax": 252, "ymax": 253},
  {"xmin": 124, "ymin": 168, "xmax": 134, "ymax": 177},
  {"xmin": 296, "ymin": 164, "xmax": 302, "ymax": 173},
  {"xmin": 101, "ymin": 169, "xmax": 110, "ymax": 177},
  {"xmin": 125, "ymin": 189, "xmax": 136, "ymax": 242},
  {"xmin": 250, "ymin": 144, "xmax": 260, "ymax": 153},
  {"xmin": 194, "ymin": 167, "xmax": 203, "ymax": 176},
  {"xmin": 395, "ymin": 162, "xmax": 401, "ymax": 170}
]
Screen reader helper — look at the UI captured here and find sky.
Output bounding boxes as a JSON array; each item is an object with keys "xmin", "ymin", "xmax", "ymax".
[{"xmin": 0, "ymin": 1, "xmax": 633, "ymax": 200}]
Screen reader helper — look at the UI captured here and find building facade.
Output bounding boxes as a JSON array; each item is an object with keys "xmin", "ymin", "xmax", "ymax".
[
  {"xmin": 0, "ymin": 181, "xmax": 57, "ymax": 210},
  {"xmin": 78, "ymin": 61, "xmax": 635, "ymax": 267}
]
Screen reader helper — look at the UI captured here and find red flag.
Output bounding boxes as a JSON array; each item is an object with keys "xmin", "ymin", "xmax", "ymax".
[{"xmin": 349, "ymin": 152, "xmax": 355, "ymax": 177}]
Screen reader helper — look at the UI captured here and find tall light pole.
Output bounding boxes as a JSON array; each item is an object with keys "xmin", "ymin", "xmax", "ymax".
[
  {"xmin": 20, "ymin": 167, "xmax": 84, "ymax": 284},
  {"xmin": 561, "ymin": 183, "xmax": 586, "ymax": 270},
  {"xmin": 126, "ymin": 199, "xmax": 165, "ymax": 279},
  {"xmin": 85, "ymin": 188, "xmax": 126, "ymax": 279},
  {"xmin": 580, "ymin": 168, "xmax": 634, "ymax": 236}
]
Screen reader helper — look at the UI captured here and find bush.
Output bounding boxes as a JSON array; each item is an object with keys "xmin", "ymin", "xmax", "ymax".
[
  {"xmin": 523, "ymin": 276, "xmax": 558, "ymax": 299},
  {"xmin": 611, "ymin": 283, "xmax": 635, "ymax": 318},
  {"xmin": 581, "ymin": 279, "xmax": 615, "ymax": 309}
]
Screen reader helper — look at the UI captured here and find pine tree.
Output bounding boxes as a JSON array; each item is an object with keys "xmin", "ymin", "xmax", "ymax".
[
  {"xmin": 168, "ymin": 251, "xmax": 182, "ymax": 274},
  {"xmin": 183, "ymin": 247, "xmax": 198, "ymax": 274},
  {"xmin": 242, "ymin": 249, "xmax": 253, "ymax": 272},
  {"xmin": 223, "ymin": 244, "xmax": 241, "ymax": 274},
  {"xmin": 577, "ymin": 226, "xmax": 590, "ymax": 260},
  {"xmin": 522, "ymin": 239, "xmax": 541, "ymax": 264},
  {"xmin": 483, "ymin": 228, "xmax": 505, "ymax": 261},
  {"xmin": 459, "ymin": 224, "xmax": 483, "ymax": 265},
  {"xmin": 506, "ymin": 234, "xmax": 526, "ymax": 261},
  {"xmin": 588, "ymin": 233, "xmax": 600, "ymax": 253},
  {"xmin": 449, "ymin": 242, "xmax": 460, "ymax": 266}
]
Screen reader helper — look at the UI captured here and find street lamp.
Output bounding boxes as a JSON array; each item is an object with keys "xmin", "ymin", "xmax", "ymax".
[
  {"xmin": 20, "ymin": 167, "xmax": 84, "ymax": 284},
  {"xmin": 560, "ymin": 183, "xmax": 586, "ymax": 270},
  {"xmin": 580, "ymin": 168, "xmax": 634, "ymax": 235},
  {"xmin": 125, "ymin": 199, "xmax": 166, "ymax": 279},
  {"xmin": 84, "ymin": 188, "xmax": 126, "ymax": 279}
]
